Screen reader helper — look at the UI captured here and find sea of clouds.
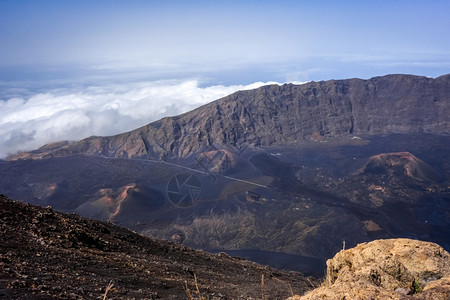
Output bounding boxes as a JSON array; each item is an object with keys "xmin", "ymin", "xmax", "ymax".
[{"xmin": 0, "ymin": 79, "xmax": 303, "ymax": 158}]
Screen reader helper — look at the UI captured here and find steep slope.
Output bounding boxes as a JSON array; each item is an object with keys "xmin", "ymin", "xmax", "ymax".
[
  {"xmin": 0, "ymin": 194, "xmax": 315, "ymax": 299},
  {"xmin": 288, "ymin": 239, "xmax": 450, "ymax": 300},
  {"xmin": 9, "ymin": 74, "xmax": 450, "ymax": 161}
]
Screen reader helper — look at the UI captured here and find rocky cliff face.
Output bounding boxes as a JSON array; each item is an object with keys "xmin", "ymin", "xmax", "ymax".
[
  {"xmin": 9, "ymin": 74, "xmax": 450, "ymax": 161},
  {"xmin": 289, "ymin": 238, "xmax": 450, "ymax": 300}
]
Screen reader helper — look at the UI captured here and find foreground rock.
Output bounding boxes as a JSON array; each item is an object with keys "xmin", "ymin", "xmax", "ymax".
[
  {"xmin": 0, "ymin": 195, "xmax": 315, "ymax": 299},
  {"xmin": 288, "ymin": 239, "xmax": 450, "ymax": 300}
]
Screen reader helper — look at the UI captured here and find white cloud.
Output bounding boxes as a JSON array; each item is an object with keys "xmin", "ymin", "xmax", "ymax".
[{"xmin": 0, "ymin": 79, "xmax": 304, "ymax": 158}]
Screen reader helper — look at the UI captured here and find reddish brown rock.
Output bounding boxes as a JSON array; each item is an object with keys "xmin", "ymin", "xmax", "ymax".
[{"xmin": 359, "ymin": 152, "xmax": 443, "ymax": 182}]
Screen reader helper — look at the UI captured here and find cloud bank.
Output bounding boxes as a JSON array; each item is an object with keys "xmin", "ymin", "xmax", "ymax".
[{"xmin": 0, "ymin": 79, "xmax": 303, "ymax": 158}]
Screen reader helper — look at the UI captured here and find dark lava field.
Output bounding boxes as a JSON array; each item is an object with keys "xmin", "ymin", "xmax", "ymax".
[{"xmin": 2, "ymin": 133, "xmax": 449, "ymax": 276}]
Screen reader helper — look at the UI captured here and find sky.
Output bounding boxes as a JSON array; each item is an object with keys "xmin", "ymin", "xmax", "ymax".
[{"xmin": 1, "ymin": 0, "xmax": 449, "ymax": 157}]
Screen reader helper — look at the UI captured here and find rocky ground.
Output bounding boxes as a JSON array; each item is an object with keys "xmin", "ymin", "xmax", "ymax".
[
  {"xmin": 288, "ymin": 238, "xmax": 450, "ymax": 300},
  {"xmin": 0, "ymin": 194, "xmax": 317, "ymax": 299}
]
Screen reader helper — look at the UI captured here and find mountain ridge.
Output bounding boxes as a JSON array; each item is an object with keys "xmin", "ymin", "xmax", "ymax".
[{"xmin": 9, "ymin": 74, "xmax": 450, "ymax": 161}]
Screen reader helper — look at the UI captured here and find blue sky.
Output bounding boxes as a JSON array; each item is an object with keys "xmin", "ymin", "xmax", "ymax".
[
  {"xmin": 0, "ymin": 1, "xmax": 449, "ymax": 157},
  {"xmin": 2, "ymin": 0, "xmax": 449, "ymax": 83}
]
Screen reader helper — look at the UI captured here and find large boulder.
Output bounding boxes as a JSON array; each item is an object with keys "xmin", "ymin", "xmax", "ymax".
[{"xmin": 289, "ymin": 238, "xmax": 450, "ymax": 299}]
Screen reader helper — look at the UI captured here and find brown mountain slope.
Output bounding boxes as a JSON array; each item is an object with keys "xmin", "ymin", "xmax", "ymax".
[
  {"xmin": 0, "ymin": 194, "xmax": 315, "ymax": 299},
  {"xmin": 9, "ymin": 74, "xmax": 450, "ymax": 161}
]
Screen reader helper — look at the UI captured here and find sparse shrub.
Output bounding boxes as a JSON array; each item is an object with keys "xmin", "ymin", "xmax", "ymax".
[{"xmin": 412, "ymin": 279, "xmax": 422, "ymax": 294}]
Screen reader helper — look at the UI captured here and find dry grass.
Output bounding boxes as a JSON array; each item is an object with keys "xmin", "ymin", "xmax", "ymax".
[
  {"xmin": 184, "ymin": 273, "xmax": 204, "ymax": 300},
  {"xmin": 182, "ymin": 272, "xmax": 304, "ymax": 300},
  {"xmin": 102, "ymin": 280, "xmax": 114, "ymax": 300},
  {"xmin": 261, "ymin": 273, "xmax": 266, "ymax": 300},
  {"xmin": 184, "ymin": 281, "xmax": 194, "ymax": 300}
]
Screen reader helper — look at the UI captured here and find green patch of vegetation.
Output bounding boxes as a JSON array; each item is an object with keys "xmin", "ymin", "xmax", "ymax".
[{"xmin": 412, "ymin": 279, "xmax": 422, "ymax": 294}]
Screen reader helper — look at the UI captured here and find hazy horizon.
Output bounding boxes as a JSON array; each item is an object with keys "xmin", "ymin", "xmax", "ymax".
[{"xmin": 1, "ymin": 1, "xmax": 449, "ymax": 157}]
